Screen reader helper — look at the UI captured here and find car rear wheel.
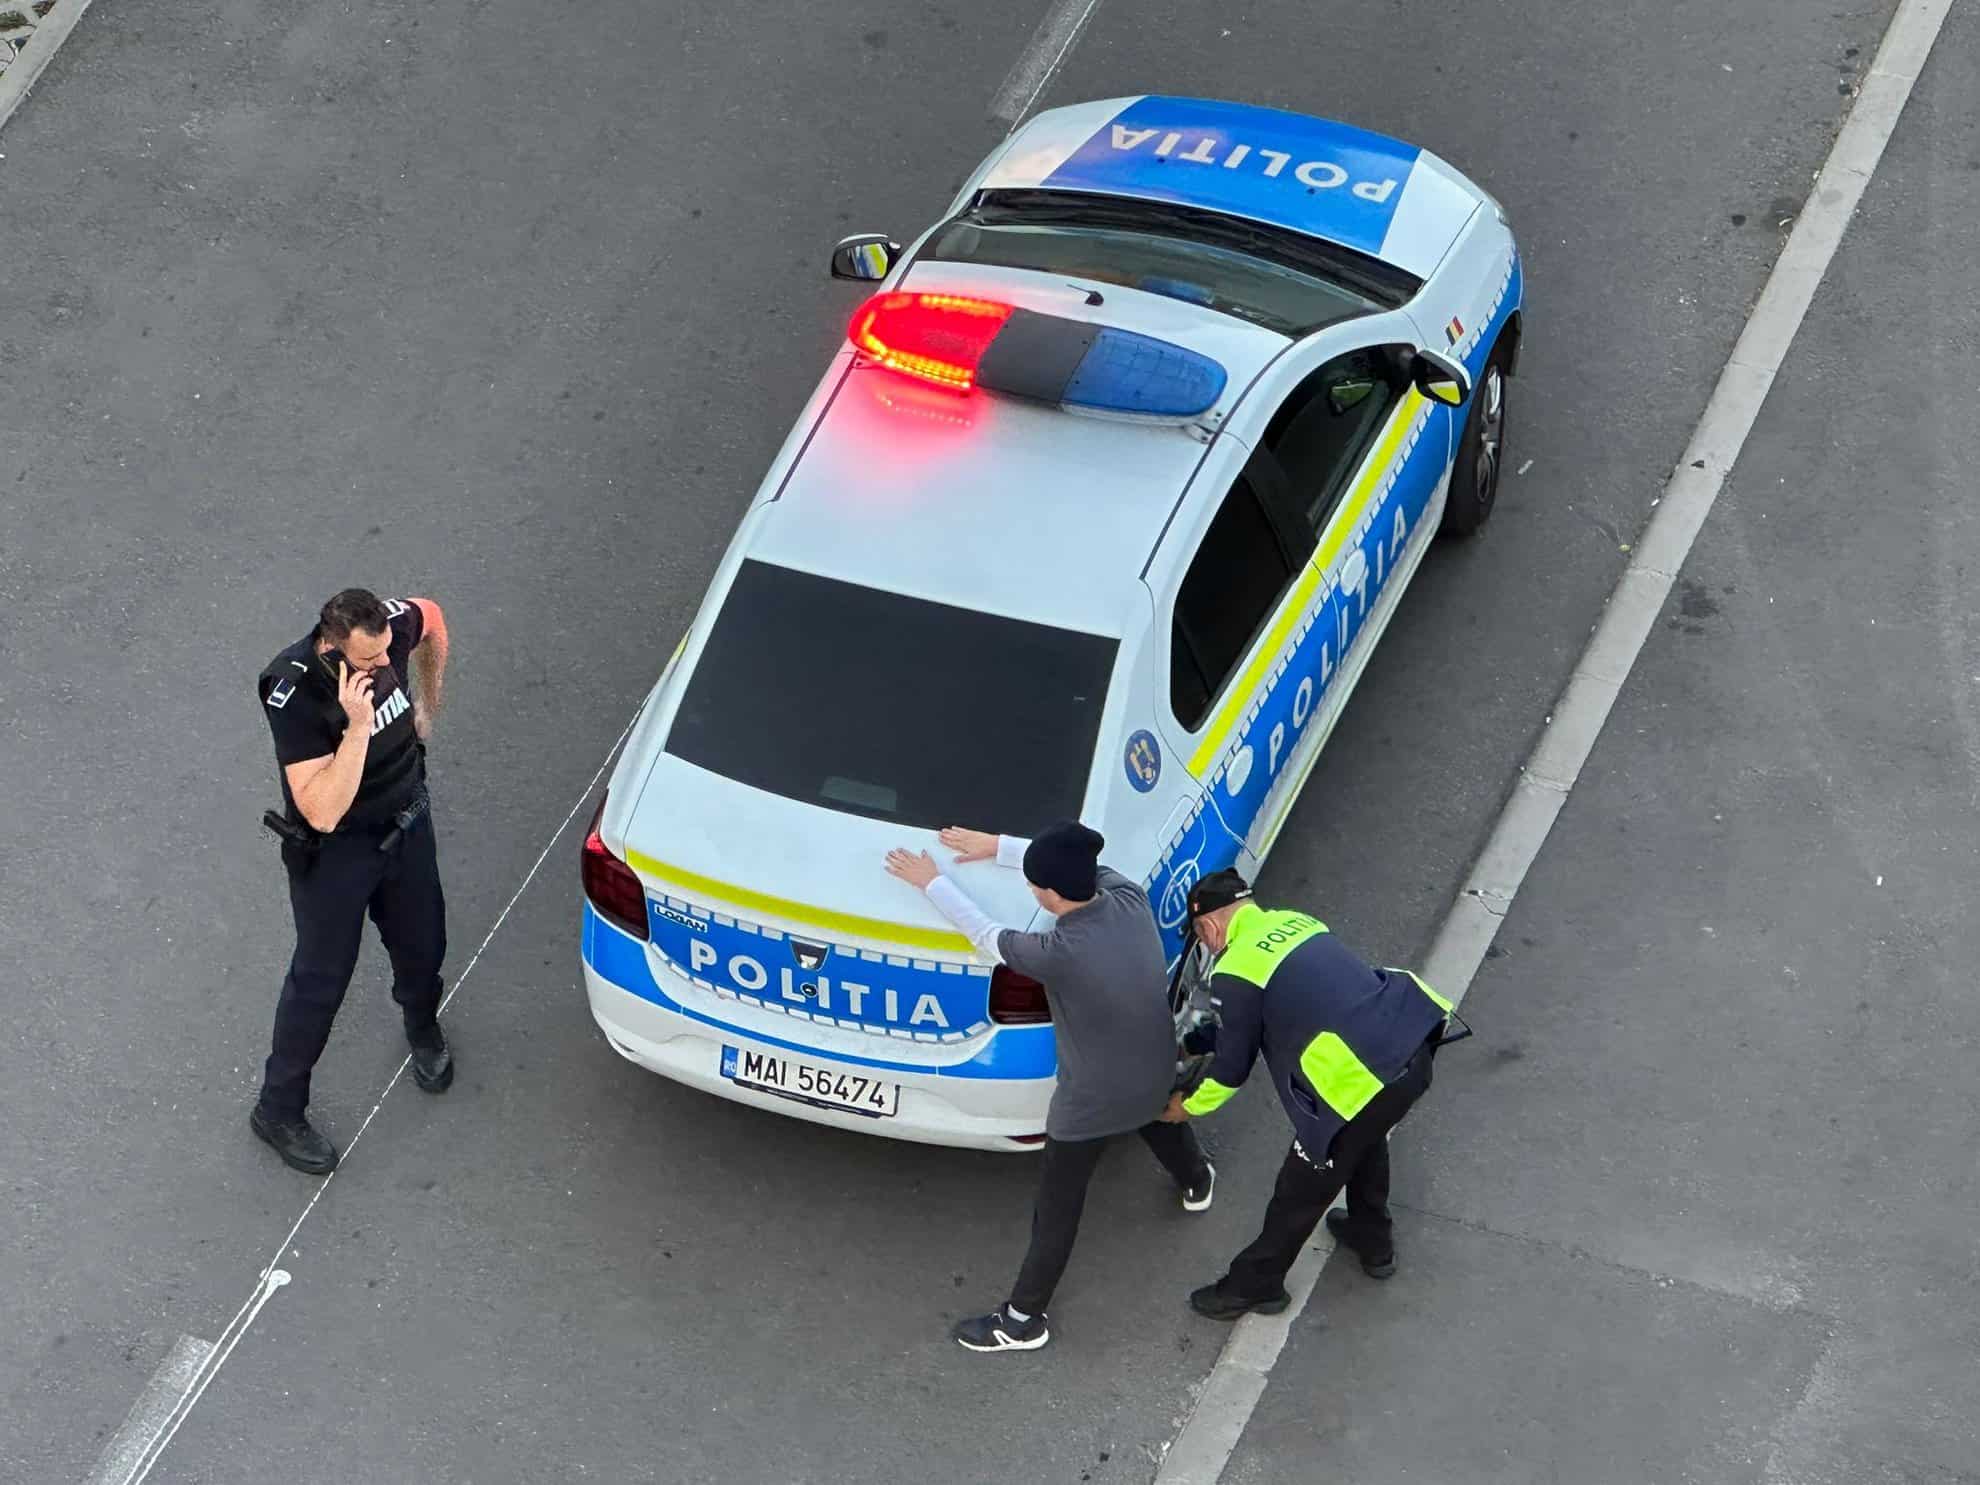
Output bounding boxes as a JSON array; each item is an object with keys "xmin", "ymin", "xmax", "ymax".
[{"xmin": 1438, "ymin": 340, "xmax": 1510, "ymax": 537}]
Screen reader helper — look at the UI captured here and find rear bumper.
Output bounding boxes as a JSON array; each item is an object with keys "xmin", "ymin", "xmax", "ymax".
[{"xmin": 580, "ymin": 908, "xmax": 1054, "ymax": 1152}]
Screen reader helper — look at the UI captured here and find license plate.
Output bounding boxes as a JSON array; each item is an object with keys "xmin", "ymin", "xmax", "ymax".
[{"xmin": 719, "ymin": 1045, "xmax": 899, "ymax": 1118}]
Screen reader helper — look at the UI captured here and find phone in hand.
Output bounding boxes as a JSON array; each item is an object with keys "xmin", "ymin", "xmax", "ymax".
[
  {"xmin": 315, "ymin": 647, "xmax": 348, "ymax": 688},
  {"xmin": 313, "ymin": 650, "xmax": 358, "ymax": 736}
]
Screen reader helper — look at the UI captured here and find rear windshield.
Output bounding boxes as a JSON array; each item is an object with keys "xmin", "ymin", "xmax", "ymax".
[{"xmin": 664, "ymin": 560, "xmax": 1119, "ymax": 832}]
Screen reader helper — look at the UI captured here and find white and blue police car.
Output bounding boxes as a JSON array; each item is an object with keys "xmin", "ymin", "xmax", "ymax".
[{"xmin": 580, "ymin": 96, "xmax": 1523, "ymax": 1150}]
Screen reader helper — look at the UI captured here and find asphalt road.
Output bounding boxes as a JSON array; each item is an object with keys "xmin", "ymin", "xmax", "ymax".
[
  {"xmin": 1226, "ymin": 10, "xmax": 1980, "ymax": 1480},
  {"xmin": 0, "ymin": 0, "xmax": 1947, "ymax": 1480}
]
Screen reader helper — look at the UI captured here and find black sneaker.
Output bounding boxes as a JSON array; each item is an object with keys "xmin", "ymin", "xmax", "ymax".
[
  {"xmin": 953, "ymin": 1304, "xmax": 1050, "ymax": 1352},
  {"xmin": 249, "ymin": 1107, "xmax": 339, "ymax": 1176},
  {"xmin": 1325, "ymin": 1209, "xmax": 1396, "ymax": 1279},
  {"xmin": 409, "ymin": 1025, "xmax": 454, "ymax": 1093},
  {"xmin": 1183, "ymin": 1162, "xmax": 1216, "ymax": 1212},
  {"xmin": 1189, "ymin": 1282, "xmax": 1290, "ymax": 1321}
]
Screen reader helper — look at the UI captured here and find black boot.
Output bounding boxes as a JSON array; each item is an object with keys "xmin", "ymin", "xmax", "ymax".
[
  {"xmin": 409, "ymin": 1023, "xmax": 454, "ymax": 1093},
  {"xmin": 1188, "ymin": 1282, "xmax": 1291, "ymax": 1321},
  {"xmin": 1325, "ymin": 1209, "xmax": 1396, "ymax": 1278},
  {"xmin": 250, "ymin": 1106, "xmax": 339, "ymax": 1175}
]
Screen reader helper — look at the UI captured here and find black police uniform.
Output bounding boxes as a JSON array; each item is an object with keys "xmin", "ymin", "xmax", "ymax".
[{"xmin": 255, "ymin": 598, "xmax": 447, "ymax": 1123}]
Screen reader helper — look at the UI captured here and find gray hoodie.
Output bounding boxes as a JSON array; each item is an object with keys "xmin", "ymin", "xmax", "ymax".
[{"xmin": 924, "ymin": 843, "xmax": 1176, "ymax": 1141}]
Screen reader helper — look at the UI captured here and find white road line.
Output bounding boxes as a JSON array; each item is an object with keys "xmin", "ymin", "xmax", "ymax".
[
  {"xmin": 110, "ymin": 1272, "xmax": 288, "ymax": 1485},
  {"xmin": 1153, "ymin": 0, "xmax": 1956, "ymax": 1479},
  {"xmin": 103, "ymin": 716, "xmax": 638, "ymax": 1484},
  {"xmin": 0, "ymin": 0, "xmax": 95, "ymax": 136},
  {"xmin": 85, "ymin": 1335, "xmax": 213, "ymax": 1485},
  {"xmin": 988, "ymin": 0, "xmax": 1104, "ymax": 129}
]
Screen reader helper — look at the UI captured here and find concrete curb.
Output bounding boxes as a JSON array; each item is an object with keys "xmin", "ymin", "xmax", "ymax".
[
  {"xmin": 0, "ymin": 0, "xmax": 94, "ymax": 138},
  {"xmin": 1155, "ymin": 0, "xmax": 1956, "ymax": 1479}
]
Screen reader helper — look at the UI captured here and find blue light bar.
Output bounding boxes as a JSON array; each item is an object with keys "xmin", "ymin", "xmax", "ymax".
[
  {"xmin": 971, "ymin": 308, "xmax": 1230, "ymax": 422},
  {"xmin": 1060, "ymin": 328, "xmax": 1229, "ymax": 419}
]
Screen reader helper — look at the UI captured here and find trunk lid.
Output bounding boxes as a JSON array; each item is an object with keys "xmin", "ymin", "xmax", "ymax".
[{"xmin": 619, "ymin": 754, "xmax": 1041, "ymax": 1043}]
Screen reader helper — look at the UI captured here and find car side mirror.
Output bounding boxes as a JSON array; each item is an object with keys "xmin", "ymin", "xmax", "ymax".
[
  {"xmin": 830, "ymin": 234, "xmax": 901, "ymax": 282},
  {"xmin": 1410, "ymin": 348, "xmax": 1472, "ymax": 408}
]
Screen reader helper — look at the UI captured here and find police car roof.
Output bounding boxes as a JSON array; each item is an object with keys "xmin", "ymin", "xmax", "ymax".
[
  {"xmin": 745, "ymin": 264, "xmax": 1291, "ymax": 638},
  {"xmin": 970, "ymin": 96, "xmax": 1486, "ymax": 281}
]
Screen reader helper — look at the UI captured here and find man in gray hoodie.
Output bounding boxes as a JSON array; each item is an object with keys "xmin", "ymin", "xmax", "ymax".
[{"xmin": 886, "ymin": 819, "xmax": 1213, "ymax": 1352}]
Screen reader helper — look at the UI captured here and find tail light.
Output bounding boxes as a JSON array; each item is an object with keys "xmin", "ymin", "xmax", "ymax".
[
  {"xmin": 989, "ymin": 966, "xmax": 1051, "ymax": 1025},
  {"xmin": 581, "ymin": 792, "xmax": 649, "ymax": 941}
]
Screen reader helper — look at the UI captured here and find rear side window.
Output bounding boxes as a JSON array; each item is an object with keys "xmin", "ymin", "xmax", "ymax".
[
  {"xmin": 666, "ymin": 561, "xmax": 1119, "ymax": 832},
  {"xmin": 1170, "ymin": 479, "xmax": 1299, "ymax": 730}
]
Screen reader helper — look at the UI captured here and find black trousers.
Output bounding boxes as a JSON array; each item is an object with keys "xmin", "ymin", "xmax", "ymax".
[
  {"xmin": 1010, "ymin": 1119, "xmax": 1210, "ymax": 1316},
  {"xmin": 257, "ymin": 814, "xmax": 447, "ymax": 1121},
  {"xmin": 1219, "ymin": 1036, "xmax": 1437, "ymax": 1300}
]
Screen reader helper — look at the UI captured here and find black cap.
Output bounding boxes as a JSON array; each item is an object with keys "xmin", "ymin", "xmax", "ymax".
[
  {"xmin": 1022, "ymin": 821, "xmax": 1105, "ymax": 900},
  {"xmin": 1187, "ymin": 867, "xmax": 1253, "ymax": 922}
]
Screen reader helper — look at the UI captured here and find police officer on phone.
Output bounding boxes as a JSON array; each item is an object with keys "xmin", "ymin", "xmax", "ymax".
[{"xmin": 251, "ymin": 588, "xmax": 455, "ymax": 1174}]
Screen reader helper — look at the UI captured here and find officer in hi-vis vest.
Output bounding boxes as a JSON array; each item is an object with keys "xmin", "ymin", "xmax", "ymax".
[
  {"xmin": 1159, "ymin": 868, "xmax": 1458, "ymax": 1319},
  {"xmin": 251, "ymin": 588, "xmax": 455, "ymax": 1175}
]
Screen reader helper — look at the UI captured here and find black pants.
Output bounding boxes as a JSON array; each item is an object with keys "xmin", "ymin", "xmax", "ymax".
[
  {"xmin": 1010, "ymin": 1119, "xmax": 1209, "ymax": 1316},
  {"xmin": 1219, "ymin": 1036, "xmax": 1437, "ymax": 1300},
  {"xmin": 257, "ymin": 814, "xmax": 447, "ymax": 1121}
]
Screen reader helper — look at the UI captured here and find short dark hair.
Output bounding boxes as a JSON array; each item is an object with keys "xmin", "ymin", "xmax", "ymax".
[{"xmin": 318, "ymin": 587, "xmax": 391, "ymax": 641}]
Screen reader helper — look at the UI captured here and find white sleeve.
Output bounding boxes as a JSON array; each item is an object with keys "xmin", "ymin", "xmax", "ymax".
[
  {"xmin": 995, "ymin": 835, "xmax": 1030, "ymax": 870},
  {"xmin": 924, "ymin": 875, "xmax": 1008, "ymax": 963}
]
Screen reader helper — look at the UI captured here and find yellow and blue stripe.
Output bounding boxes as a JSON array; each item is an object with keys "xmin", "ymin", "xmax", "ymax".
[{"xmin": 1146, "ymin": 247, "xmax": 1522, "ymax": 963}]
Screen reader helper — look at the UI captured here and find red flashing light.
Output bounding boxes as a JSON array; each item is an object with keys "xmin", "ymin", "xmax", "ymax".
[
  {"xmin": 848, "ymin": 292, "xmax": 1013, "ymax": 391},
  {"xmin": 581, "ymin": 792, "xmax": 649, "ymax": 941},
  {"xmin": 989, "ymin": 966, "xmax": 1051, "ymax": 1025}
]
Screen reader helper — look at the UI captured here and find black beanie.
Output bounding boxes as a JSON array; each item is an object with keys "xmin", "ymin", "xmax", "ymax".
[{"xmin": 1022, "ymin": 821, "xmax": 1105, "ymax": 900}]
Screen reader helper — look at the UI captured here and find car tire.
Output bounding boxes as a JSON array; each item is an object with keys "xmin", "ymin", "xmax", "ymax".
[{"xmin": 1438, "ymin": 339, "xmax": 1511, "ymax": 538}]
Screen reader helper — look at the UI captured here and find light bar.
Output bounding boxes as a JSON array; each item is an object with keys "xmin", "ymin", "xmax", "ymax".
[
  {"xmin": 848, "ymin": 291, "xmax": 1228, "ymax": 421},
  {"xmin": 848, "ymin": 293, "xmax": 1013, "ymax": 391},
  {"xmin": 1060, "ymin": 328, "xmax": 1228, "ymax": 420}
]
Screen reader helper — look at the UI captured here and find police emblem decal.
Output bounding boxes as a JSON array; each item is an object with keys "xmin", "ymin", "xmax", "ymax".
[
  {"xmin": 790, "ymin": 940, "xmax": 829, "ymax": 972},
  {"xmin": 1125, "ymin": 729, "xmax": 1162, "ymax": 793}
]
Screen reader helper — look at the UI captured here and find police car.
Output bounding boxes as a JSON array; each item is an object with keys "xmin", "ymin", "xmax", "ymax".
[{"xmin": 580, "ymin": 96, "xmax": 1522, "ymax": 1150}]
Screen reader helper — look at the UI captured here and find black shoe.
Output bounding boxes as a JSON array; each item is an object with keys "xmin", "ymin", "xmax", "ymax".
[
  {"xmin": 249, "ymin": 1107, "xmax": 339, "ymax": 1176},
  {"xmin": 1189, "ymin": 1282, "xmax": 1290, "ymax": 1321},
  {"xmin": 953, "ymin": 1304, "xmax": 1050, "ymax": 1352},
  {"xmin": 1183, "ymin": 1162, "xmax": 1216, "ymax": 1212},
  {"xmin": 1325, "ymin": 1209, "xmax": 1396, "ymax": 1278},
  {"xmin": 408, "ymin": 1025, "xmax": 454, "ymax": 1093}
]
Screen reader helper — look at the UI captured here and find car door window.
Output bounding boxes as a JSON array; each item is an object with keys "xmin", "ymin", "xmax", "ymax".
[
  {"xmin": 1262, "ymin": 347, "xmax": 1409, "ymax": 539},
  {"xmin": 1170, "ymin": 476, "xmax": 1299, "ymax": 731}
]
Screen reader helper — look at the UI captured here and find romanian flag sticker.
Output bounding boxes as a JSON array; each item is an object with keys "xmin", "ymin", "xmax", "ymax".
[{"xmin": 1445, "ymin": 316, "xmax": 1464, "ymax": 347}]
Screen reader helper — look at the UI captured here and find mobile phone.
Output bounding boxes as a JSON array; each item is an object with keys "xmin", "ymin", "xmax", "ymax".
[{"xmin": 312, "ymin": 648, "xmax": 353, "ymax": 710}]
